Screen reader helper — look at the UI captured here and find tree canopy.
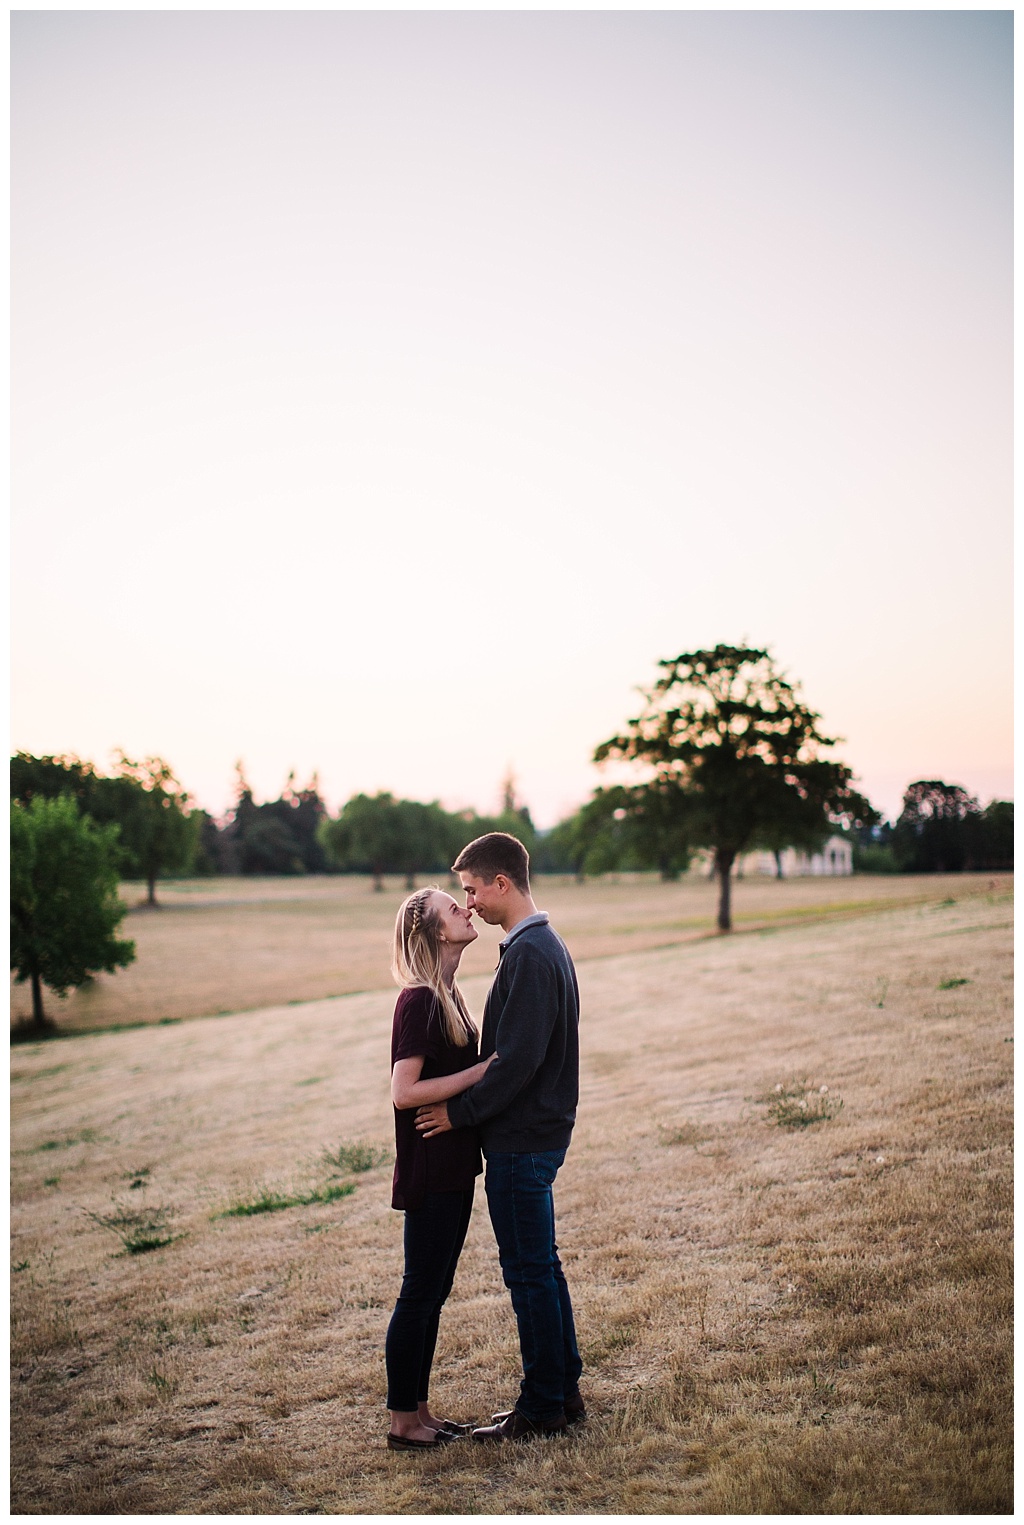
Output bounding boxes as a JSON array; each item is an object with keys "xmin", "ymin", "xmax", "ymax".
[
  {"xmin": 594, "ymin": 644, "xmax": 877, "ymax": 929},
  {"xmin": 221, "ymin": 766, "xmax": 331, "ymax": 875},
  {"xmin": 10, "ymin": 751, "xmax": 196, "ymax": 905},
  {"xmin": 892, "ymin": 780, "xmax": 1013, "ymax": 873},
  {"xmin": 318, "ymin": 792, "xmax": 462, "ymax": 889},
  {"xmin": 104, "ymin": 754, "xmax": 196, "ymax": 904},
  {"xmin": 11, "ymin": 795, "xmax": 136, "ymax": 1033}
]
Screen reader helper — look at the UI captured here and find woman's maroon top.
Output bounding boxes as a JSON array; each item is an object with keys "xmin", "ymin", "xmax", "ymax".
[{"xmin": 390, "ymin": 986, "xmax": 483, "ymax": 1211}]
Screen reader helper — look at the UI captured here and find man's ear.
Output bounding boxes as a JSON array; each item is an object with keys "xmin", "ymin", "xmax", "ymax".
[{"xmin": 493, "ymin": 873, "xmax": 511, "ymax": 894}]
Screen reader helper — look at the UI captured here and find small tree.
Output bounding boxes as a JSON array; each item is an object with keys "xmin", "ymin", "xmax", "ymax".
[
  {"xmin": 595, "ymin": 644, "xmax": 876, "ymax": 931},
  {"xmin": 11, "ymin": 795, "xmax": 136, "ymax": 1034},
  {"xmin": 319, "ymin": 792, "xmax": 407, "ymax": 890},
  {"xmin": 103, "ymin": 754, "xmax": 196, "ymax": 905}
]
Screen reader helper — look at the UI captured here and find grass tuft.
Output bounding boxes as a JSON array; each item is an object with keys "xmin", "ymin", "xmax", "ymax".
[
  {"xmin": 764, "ymin": 1080, "xmax": 844, "ymax": 1128},
  {"xmin": 321, "ymin": 1140, "xmax": 391, "ymax": 1173},
  {"xmin": 85, "ymin": 1203, "xmax": 177, "ymax": 1255},
  {"xmin": 938, "ymin": 977, "xmax": 971, "ymax": 990},
  {"xmin": 658, "ymin": 1121, "xmax": 712, "ymax": 1147}
]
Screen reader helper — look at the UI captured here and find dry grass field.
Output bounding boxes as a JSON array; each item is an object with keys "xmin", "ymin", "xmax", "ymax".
[
  {"xmin": 9, "ymin": 869, "xmax": 1000, "ymax": 1036},
  {"xmin": 10, "ymin": 876, "xmax": 1012, "ymax": 1514}
]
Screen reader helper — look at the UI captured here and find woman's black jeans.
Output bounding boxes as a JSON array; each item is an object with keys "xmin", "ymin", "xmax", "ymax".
[{"xmin": 385, "ymin": 1187, "xmax": 474, "ymax": 1412}]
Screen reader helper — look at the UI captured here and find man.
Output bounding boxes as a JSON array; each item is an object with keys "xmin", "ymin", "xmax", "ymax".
[{"xmin": 415, "ymin": 831, "xmax": 584, "ymax": 1442}]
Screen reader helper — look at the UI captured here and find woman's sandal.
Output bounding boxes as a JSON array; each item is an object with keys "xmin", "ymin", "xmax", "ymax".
[{"xmin": 386, "ymin": 1429, "xmax": 457, "ymax": 1451}]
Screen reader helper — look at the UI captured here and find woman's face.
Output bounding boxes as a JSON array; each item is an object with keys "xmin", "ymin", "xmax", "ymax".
[{"xmin": 431, "ymin": 891, "xmax": 478, "ymax": 947}]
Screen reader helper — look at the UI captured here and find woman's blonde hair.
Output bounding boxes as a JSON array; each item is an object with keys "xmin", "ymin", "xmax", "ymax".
[{"xmin": 392, "ymin": 887, "xmax": 477, "ymax": 1048}]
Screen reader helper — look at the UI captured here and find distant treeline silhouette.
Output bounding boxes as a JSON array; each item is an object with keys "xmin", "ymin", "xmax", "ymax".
[
  {"xmin": 7, "ymin": 644, "xmax": 1012, "ymax": 920},
  {"xmin": 11, "ymin": 757, "xmax": 1011, "ymax": 900}
]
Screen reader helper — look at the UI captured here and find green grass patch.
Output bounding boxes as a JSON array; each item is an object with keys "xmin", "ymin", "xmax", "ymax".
[
  {"xmin": 216, "ymin": 1180, "xmax": 356, "ymax": 1218},
  {"xmin": 34, "ymin": 1129, "xmax": 100, "ymax": 1152},
  {"xmin": 938, "ymin": 976, "xmax": 971, "ymax": 990},
  {"xmin": 10, "ymin": 1063, "xmax": 70, "ymax": 1083}
]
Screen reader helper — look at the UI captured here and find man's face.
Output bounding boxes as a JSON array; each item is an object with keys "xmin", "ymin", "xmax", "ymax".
[{"xmin": 458, "ymin": 871, "xmax": 507, "ymax": 925}]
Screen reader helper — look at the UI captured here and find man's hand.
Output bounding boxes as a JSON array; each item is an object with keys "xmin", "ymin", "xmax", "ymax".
[{"xmin": 415, "ymin": 1101, "xmax": 452, "ymax": 1138}]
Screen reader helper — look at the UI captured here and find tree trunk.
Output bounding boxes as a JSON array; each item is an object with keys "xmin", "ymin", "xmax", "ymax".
[
  {"xmin": 774, "ymin": 849, "xmax": 785, "ymax": 880},
  {"xmin": 372, "ymin": 867, "xmax": 384, "ymax": 892},
  {"xmin": 405, "ymin": 871, "xmax": 415, "ymax": 890},
  {"xmin": 27, "ymin": 970, "xmax": 54, "ymax": 1033},
  {"xmin": 147, "ymin": 871, "xmax": 158, "ymax": 907},
  {"xmin": 715, "ymin": 848, "xmax": 736, "ymax": 931},
  {"xmin": 31, "ymin": 969, "xmax": 46, "ymax": 1025}
]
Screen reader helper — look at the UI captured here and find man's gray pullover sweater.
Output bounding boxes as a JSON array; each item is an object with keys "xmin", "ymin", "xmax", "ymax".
[{"xmin": 447, "ymin": 919, "xmax": 579, "ymax": 1152}]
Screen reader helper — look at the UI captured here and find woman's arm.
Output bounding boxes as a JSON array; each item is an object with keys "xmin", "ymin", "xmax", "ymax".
[{"xmin": 392, "ymin": 1052, "xmax": 496, "ymax": 1111}]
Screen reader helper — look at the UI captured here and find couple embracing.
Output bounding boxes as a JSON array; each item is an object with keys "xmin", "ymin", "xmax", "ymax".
[{"xmin": 385, "ymin": 831, "xmax": 584, "ymax": 1449}]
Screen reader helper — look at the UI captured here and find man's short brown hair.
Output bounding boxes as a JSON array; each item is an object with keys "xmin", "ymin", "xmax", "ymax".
[{"xmin": 452, "ymin": 832, "xmax": 531, "ymax": 894}]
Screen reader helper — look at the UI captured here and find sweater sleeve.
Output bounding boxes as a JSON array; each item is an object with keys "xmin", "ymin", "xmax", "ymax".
[{"xmin": 447, "ymin": 948, "xmax": 558, "ymax": 1130}]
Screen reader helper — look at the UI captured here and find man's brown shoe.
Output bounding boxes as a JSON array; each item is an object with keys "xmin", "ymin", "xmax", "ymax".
[
  {"xmin": 472, "ymin": 1408, "xmax": 567, "ymax": 1443},
  {"xmin": 491, "ymin": 1394, "xmax": 586, "ymax": 1427}
]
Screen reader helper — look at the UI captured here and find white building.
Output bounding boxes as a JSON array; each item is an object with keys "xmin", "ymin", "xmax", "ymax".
[{"xmin": 739, "ymin": 834, "xmax": 853, "ymax": 877}]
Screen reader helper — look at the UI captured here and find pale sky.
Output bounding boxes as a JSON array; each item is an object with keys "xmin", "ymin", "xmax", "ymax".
[{"xmin": 11, "ymin": 10, "xmax": 1013, "ymax": 826}]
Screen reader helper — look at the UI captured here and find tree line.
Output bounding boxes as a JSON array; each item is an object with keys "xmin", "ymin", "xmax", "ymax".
[{"xmin": 10, "ymin": 644, "xmax": 1012, "ymax": 1033}]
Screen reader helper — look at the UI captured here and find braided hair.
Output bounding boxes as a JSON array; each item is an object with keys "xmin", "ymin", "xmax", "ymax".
[{"xmin": 392, "ymin": 887, "xmax": 477, "ymax": 1047}]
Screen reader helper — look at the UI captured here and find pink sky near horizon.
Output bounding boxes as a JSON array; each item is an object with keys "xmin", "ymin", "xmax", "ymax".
[{"xmin": 11, "ymin": 11, "xmax": 1012, "ymax": 828}]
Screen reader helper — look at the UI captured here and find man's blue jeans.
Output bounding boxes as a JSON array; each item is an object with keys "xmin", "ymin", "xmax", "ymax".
[{"xmin": 484, "ymin": 1148, "xmax": 583, "ymax": 1424}]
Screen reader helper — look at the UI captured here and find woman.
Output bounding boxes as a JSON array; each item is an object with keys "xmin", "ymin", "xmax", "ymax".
[{"xmin": 385, "ymin": 885, "xmax": 494, "ymax": 1451}]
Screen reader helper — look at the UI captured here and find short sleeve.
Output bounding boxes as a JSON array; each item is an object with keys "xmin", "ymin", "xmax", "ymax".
[{"xmin": 392, "ymin": 988, "xmax": 445, "ymax": 1064}]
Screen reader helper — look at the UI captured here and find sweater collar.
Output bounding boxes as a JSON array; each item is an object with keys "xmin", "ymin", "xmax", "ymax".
[{"xmin": 499, "ymin": 911, "xmax": 550, "ymax": 952}]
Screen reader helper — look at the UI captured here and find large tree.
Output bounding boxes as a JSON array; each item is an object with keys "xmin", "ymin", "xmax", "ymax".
[
  {"xmin": 11, "ymin": 795, "xmax": 136, "ymax": 1034},
  {"xmin": 978, "ymin": 799, "xmax": 1013, "ymax": 870},
  {"xmin": 892, "ymin": 780, "xmax": 982, "ymax": 873},
  {"xmin": 595, "ymin": 644, "xmax": 876, "ymax": 930}
]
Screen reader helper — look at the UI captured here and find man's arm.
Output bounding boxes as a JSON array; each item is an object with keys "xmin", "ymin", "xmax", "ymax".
[{"xmin": 439, "ymin": 950, "xmax": 559, "ymax": 1132}]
